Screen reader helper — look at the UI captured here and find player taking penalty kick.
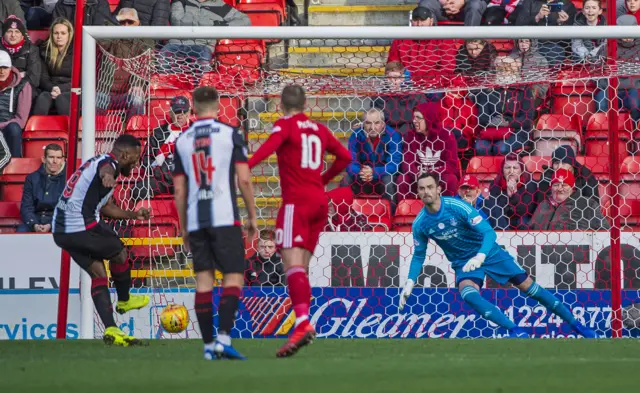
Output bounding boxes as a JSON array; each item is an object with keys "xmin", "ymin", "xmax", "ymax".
[
  {"xmin": 248, "ymin": 85, "xmax": 352, "ymax": 357},
  {"xmin": 173, "ymin": 87, "xmax": 258, "ymax": 360},
  {"xmin": 399, "ymin": 172, "xmax": 598, "ymax": 338},
  {"xmin": 53, "ymin": 135, "xmax": 151, "ymax": 346}
]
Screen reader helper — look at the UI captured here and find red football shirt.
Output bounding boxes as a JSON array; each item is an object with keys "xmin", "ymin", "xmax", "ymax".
[{"xmin": 248, "ymin": 113, "xmax": 351, "ymax": 204}]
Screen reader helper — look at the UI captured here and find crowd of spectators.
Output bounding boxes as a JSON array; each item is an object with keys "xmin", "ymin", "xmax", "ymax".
[{"xmin": 0, "ymin": 0, "xmax": 637, "ymax": 239}]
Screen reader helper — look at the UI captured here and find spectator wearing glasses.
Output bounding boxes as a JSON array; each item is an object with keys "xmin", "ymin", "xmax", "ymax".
[
  {"xmin": 0, "ymin": 50, "xmax": 32, "ymax": 158},
  {"xmin": 529, "ymin": 168, "xmax": 609, "ymax": 230},
  {"xmin": 132, "ymin": 95, "xmax": 192, "ymax": 200},
  {"xmin": 18, "ymin": 143, "xmax": 66, "ymax": 233},
  {"xmin": 96, "ymin": 8, "xmax": 152, "ymax": 120}
]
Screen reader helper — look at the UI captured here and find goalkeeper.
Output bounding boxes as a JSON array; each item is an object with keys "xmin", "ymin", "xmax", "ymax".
[{"xmin": 399, "ymin": 172, "xmax": 597, "ymax": 338}]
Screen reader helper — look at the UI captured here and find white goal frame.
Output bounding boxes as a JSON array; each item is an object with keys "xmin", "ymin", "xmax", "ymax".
[{"xmin": 75, "ymin": 25, "xmax": 640, "ymax": 339}]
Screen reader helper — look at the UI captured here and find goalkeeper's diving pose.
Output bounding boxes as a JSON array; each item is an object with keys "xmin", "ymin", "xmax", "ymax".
[{"xmin": 399, "ymin": 172, "xmax": 598, "ymax": 338}]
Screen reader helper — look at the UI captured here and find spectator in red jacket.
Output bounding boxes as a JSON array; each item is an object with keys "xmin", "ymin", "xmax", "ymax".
[
  {"xmin": 397, "ymin": 102, "xmax": 460, "ymax": 200},
  {"xmin": 386, "ymin": 6, "xmax": 457, "ymax": 87}
]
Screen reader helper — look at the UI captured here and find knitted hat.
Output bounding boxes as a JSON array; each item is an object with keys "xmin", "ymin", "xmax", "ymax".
[
  {"xmin": 2, "ymin": 16, "xmax": 27, "ymax": 37},
  {"xmin": 551, "ymin": 168, "xmax": 576, "ymax": 188}
]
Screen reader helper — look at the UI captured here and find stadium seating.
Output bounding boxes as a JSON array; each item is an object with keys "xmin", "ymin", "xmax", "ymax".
[
  {"xmin": 236, "ymin": 0, "xmax": 286, "ymax": 27},
  {"xmin": 352, "ymin": 198, "xmax": 392, "ymax": 232},
  {"xmin": 23, "ymin": 116, "xmax": 70, "ymax": 159},
  {"xmin": 28, "ymin": 30, "xmax": 49, "ymax": 45},
  {"xmin": 393, "ymin": 199, "xmax": 422, "ymax": 231},
  {"xmin": 0, "ymin": 201, "xmax": 21, "ymax": 233},
  {"xmin": 533, "ymin": 114, "xmax": 582, "ymax": 157},
  {"xmin": 585, "ymin": 113, "xmax": 632, "ymax": 161},
  {"xmin": 0, "ymin": 158, "xmax": 42, "ymax": 202}
]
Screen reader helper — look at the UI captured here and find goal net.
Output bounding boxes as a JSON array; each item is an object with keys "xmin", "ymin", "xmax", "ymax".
[{"xmin": 73, "ymin": 26, "xmax": 640, "ymax": 340}]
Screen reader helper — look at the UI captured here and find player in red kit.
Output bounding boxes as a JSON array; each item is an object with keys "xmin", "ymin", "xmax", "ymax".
[{"xmin": 248, "ymin": 85, "xmax": 351, "ymax": 357}]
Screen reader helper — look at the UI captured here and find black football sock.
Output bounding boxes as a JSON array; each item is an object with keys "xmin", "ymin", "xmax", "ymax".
[
  {"xmin": 91, "ymin": 277, "xmax": 116, "ymax": 328},
  {"xmin": 195, "ymin": 291, "xmax": 213, "ymax": 344},
  {"xmin": 218, "ymin": 286, "xmax": 241, "ymax": 336},
  {"xmin": 110, "ymin": 260, "xmax": 131, "ymax": 302}
]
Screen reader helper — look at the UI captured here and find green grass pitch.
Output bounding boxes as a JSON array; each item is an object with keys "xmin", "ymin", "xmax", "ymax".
[{"xmin": 1, "ymin": 339, "xmax": 639, "ymax": 393}]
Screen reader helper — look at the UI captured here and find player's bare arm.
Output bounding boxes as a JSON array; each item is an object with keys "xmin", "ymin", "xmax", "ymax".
[
  {"xmin": 173, "ymin": 174, "xmax": 189, "ymax": 252},
  {"xmin": 100, "ymin": 198, "xmax": 151, "ymax": 220},
  {"xmin": 236, "ymin": 162, "xmax": 258, "ymax": 241},
  {"xmin": 99, "ymin": 163, "xmax": 117, "ymax": 188}
]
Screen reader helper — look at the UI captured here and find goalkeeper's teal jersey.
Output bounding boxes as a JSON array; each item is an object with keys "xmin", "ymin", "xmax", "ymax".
[{"xmin": 409, "ymin": 197, "xmax": 501, "ymax": 281}]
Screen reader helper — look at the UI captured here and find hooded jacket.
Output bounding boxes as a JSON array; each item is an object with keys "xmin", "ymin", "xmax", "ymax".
[
  {"xmin": 529, "ymin": 192, "xmax": 610, "ymax": 230},
  {"xmin": 116, "ymin": 0, "xmax": 171, "ymax": 26},
  {"xmin": 483, "ymin": 155, "xmax": 541, "ymax": 230},
  {"xmin": 572, "ymin": 13, "xmax": 607, "ymax": 60},
  {"xmin": 372, "ymin": 93, "xmax": 430, "ymax": 135},
  {"xmin": 401, "ymin": 102, "xmax": 460, "ymax": 179},
  {"xmin": 20, "ymin": 163, "xmax": 67, "ymax": 229},
  {"xmin": 53, "ymin": 0, "xmax": 117, "ymax": 26},
  {"xmin": 617, "ymin": 0, "xmax": 640, "ymax": 24},
  {"xmin": 539, "ymin": 145, "xmax": 600, "ymax": 202},
  {"xmin": 510, "ymin": 39, "xmax": 549, "ymax": 99},
  {"xmin": 347, "ymin": 125, "xmax": 402, "ymax": 181},
  {"xmin": 170, "ymin": 0, "xmax": 251, "ymax": 48},
  {"xmin": 0, "ymin": 66, "xmax": 32, "ymax": 130},
  {"xmin": 480, "ymin": 84, "xmax": 537, "ymax": 131},
  {"xmin": 455, "ymin": 40, "xmax": 497, "ymax": 77},
  {"xmin": 244, "ymin": 252, "xmax": 285, "ymax": 286}
]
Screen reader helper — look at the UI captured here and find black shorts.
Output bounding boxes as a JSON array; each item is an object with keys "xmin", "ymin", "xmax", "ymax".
[
  {"xmin": 53, "ymin": 222, "xmax": 124, "ymax": 271},
  {"xmin": 189, "ymin": 226, "xmax": 244, "ymax": 274}
]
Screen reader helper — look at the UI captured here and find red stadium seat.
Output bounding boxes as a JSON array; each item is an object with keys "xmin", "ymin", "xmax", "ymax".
[
  {"xmin": 108, "ymin": 0, "xmax": 119, "ymax": 12},
  {"xmin": 491, "ymin": 39, "xmax": 514, "ymax": 55},
  {"xmin": 466, "ymin": 156, "xmax": 503, "ymax": 181},
  {"xmin": 586, "ymin": 112, "xmax": 636, "ymax": 138},
  {"xmin": 23, "ymin": 116, "xmax": 70, "ymax": 158},
  {"xmin": 0, "ymin": 158, "xmax": 42, "ymax": 202},
  {"xmin": 126, "ymin": 115, "xmax": 164, "ymax": 133},
  {"xmin": 619, "ymin": 199, "xmax": 640, "ymax": 227},
  {"xmin": 134, "ymin": 199, "xmax": 178, "ymax": 221},
  {"xmin": 552, "ymin": 94, "xmax": 596, "ymax": 125},
  {"xmin": 393, "ymin": 199, "xmax": 422, "ymax": 228},
  {"xmin": 522, "ymin": 156, "xmax": 551, "ymax": 181},
  {"xmin": 0, "ymin": 201, "xmax": 21, "ymax": 233},
  {"xmin": 534, "ymin": 114, "xmax": 582, "ymax": 156},
  {"xmin": 352, "ymin": 198, "xmax": 392, "ymax": 232},
  {"xmin": 215, "ymin": 40, "xmax": 265, "ymax": 84},
  {"xmin": 25, "ymin": 115, "xmax": 69, "ymax": 132},
  {"xmin": 150, "ymin": 74, "xmax": 195, "ymax": 91},
  {"xmin": 28, "ymin": 30, "xmax": 49, "ymax": 45},
  {"xmin": 219, "ymin": 96, "xmax": 242, "ymax": 127},
  {"xmin": 236, "ymin": 0, "xmax": 286, "ymax": 27}
]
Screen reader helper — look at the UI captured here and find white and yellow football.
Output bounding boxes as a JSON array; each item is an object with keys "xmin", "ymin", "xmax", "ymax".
[{"xmin": 160, "ymin": 304, "xmax": 190, "ymax": 333}]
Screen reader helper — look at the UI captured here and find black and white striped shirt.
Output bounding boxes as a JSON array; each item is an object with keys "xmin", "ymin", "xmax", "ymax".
[
  {"xmin": 172, "ymin": 118, "xmax": 248, "ymax": 232},
  {"xmin": 52, "ymin": 154, "xmax": 119, "ymax": 234}
]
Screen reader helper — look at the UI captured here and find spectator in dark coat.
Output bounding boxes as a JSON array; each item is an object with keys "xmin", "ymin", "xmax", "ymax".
[
  {"xmin": 572, "ymin": 0, "xmax": 606, "ymax": 63},
  {"xmin": 529, "ymin": 168, "xmax": 610, "ymax": 230},
  {"xmin": 116, "ymin": 0, "xmax": 171, "ymax": 26},
  {"xmin": 34, "ymin": 17, "xmax": 74, "ymax": 115},
  {"xmin": 455, "ymin": 39, "xmax": 497, "ymax": 77},
  {"xmin": 345, "ymin": 108, "xmax": 402, "ymax": 211},
  {"xmin": 484, "ymin": 153, "xmax": 540, "ymax": 229},
  {"xmin": 0, "ymin": 1, "xmax": 25, "ymax": 32},
  {"xmin": 0, "ymin": 50, "xmax": 32, "ymax": 158},
  {"xmin": 484, "ymin": 0, "xmax": 523, "ymax": 25},
  {"xmin": 474, "ymin": 56, "xmax": 537, "ymax": 155},
  {"xmin": 515, "ymin": 0, "xmax": 577, "ymax": 66},
  {"xmin": 510, "ymin": 39, "xmax": 549, "ymax": 102},
  {"xmin": 132, "ymin": 96, "xmax": 191, "ymax": 200},
  {"xmin": 52, "ymin": 0, "xmax": 117, "ymax": 26},
  {"xmin": 397, "ymin": 102, "xmax": 460, "ymax": 199},
  {"xmin": 539, "ymin": 145, "xmax": 600, "ymax": 203},
  {"xmin": 418, "ymin": 0, "xmax": 486, "ymax": 26},
  {"xmin": 18, "ymin": 144, "xmax": 66, "ymax": 232},
  {"xmin": 244, "ymin": 230, "xmax": 285, "ymax": 287},
  {"xmin": 20, "ymin": 0, "xmax": 54, "ymax": 30},
  {"xmin": 0, "ymin": 16, "xmax": 41, "ymax": 94}
]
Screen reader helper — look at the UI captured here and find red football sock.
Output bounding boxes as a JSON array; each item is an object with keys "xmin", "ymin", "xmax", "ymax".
[{"xmin": 287, "ymin": 266, "xmax": 310, "ymax": 325}]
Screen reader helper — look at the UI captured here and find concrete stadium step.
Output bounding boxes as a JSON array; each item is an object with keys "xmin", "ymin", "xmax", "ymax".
[
  {"xmin": 277, "ymin": 67, "xmax": 385, "ymax": 77},
  {"xmin": 308, "ymin": 5, "xmax": 413, "ymax": 26},
  {"xmin": 287, "ymin": 45, "xmax": 389, "ymax": 68},
  {"xmin": 247, "ymin": 96, "xmax": 374, "ymax": 115},
  {"xmin": 293, "ymin": 38, "xmax": 393, "ymax": 47},
  {"xmin": 258, "ymin": 111, "xmax": 362, "ymax": 123},
  {"xmin": 248, "ymin": 129, "xmax": 351, "ymax": 142}
]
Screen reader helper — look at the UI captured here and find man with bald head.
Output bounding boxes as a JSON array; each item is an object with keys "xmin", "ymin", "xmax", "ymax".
[{"xmin": 345, "ymin": 108, "xmax": 402, "ymax": 211}]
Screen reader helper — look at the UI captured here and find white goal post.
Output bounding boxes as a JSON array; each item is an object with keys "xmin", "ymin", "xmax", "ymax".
[{"xmin": 71, "ymin": 25, "xmax": 640, "ymax": 340}]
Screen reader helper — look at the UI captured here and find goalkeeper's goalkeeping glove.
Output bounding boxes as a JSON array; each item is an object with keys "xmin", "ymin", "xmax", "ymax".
[
  {"xmin": 462, "ymin": 253, "xmax": 486, "ymax": 273},
  {"xmin": 398, "ymin": 279, "xmax": 415, "ymax": 311}
]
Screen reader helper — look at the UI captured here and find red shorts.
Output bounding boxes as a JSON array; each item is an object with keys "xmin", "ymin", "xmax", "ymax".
[{"xmin": 275, "ymin": 202, "xmax": 328, "ymax": 253}]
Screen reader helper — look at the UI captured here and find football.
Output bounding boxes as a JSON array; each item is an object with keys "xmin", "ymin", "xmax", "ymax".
[{"xmin": 160, "ymin": 304, "xmax": 190, "ymax": 333}]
